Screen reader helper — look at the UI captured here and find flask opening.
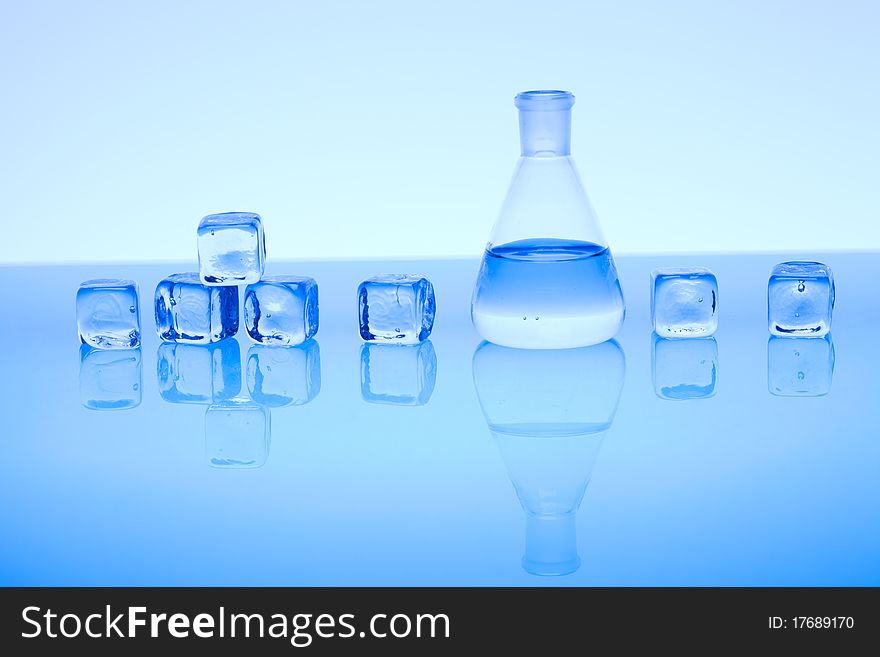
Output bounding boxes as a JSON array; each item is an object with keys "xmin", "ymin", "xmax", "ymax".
[
  {"xmin": 514, "ymin": 90, "xmax": 575, "ymax": 110},
  {"xmin": 515, "ymin": 90, "xmax": 574, "ymax": 157}
]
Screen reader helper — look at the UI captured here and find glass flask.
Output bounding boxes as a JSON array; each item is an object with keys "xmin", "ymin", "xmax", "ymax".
[
  {"xmin": 472, "ymin": 90, "xmax": 625, "ymax": 349},
  {"xmin": 472, "ymin": 340, "xmax": 625, "ymax": 575}
]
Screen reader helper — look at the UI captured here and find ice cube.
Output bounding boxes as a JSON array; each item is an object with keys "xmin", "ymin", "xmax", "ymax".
[
  {"xmin": 243, "ymin": 276, "xmax": 318, "ymax": 346},
  {"xmin": 246, "ymin": 341, "xmax": 321, "ymax": 407},
  {"xmin": 360, "ymin": 341, "xmax": 437, "ymax": 405},
  {"xmin": 197, "ymin": 212, "xmax": 266, "ymax": 285},
  {"xmin": 768, "ymin": 261, "xmax": 834, "ymax": 336},
  {"xmin": 358, "ymin": 274, "xmax": 435, "ymax": 344},
  {"xmin": 768, "ymin": 335, "xmax": 834, "ymax": 396},
  {"xmin": 205, "ymin": 402, "xmax": 270, "ymax": 469},
  {"xmin": 76, "ymin": 279, "xmax": 141, "ymax": 349},
  {"xmin": 652, "ymin": 335, "xmax": 718, "ymax": 400},
  {"xmin": 156, "ymin": 340, "xmax": 241, "ymax": 404},
  {"xmin": 79, "ymin": 345, "xmax": 142, "ymax": 410},
  {"xmin": 155, "ymin": 273, "xmax": 238, "ymax": 344},
  {"xmin": 651, "ymin": 268, "xmax": 718, "ymax": 338}
]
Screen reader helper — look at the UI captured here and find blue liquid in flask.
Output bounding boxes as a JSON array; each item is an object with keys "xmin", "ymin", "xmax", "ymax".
[
  {"xmin": 472, "ymin": 91, "xmax": 625, "ymax": 349},
  {"xmin": 472, "ymin": 238, "xmax": 624, "ymax": 349}
]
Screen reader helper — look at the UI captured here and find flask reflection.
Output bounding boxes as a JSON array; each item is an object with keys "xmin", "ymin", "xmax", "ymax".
[{"xmin": 472, "ymin": 340, "xmax": 625, "ymax": 575}]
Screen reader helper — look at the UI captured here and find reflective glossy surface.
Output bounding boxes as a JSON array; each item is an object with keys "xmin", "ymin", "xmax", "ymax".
[{"xmin": 0, "ymin": 253, "xmax": 877, "ymax": 585}]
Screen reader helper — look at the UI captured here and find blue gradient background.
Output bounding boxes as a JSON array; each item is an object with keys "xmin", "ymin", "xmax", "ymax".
[
  {"xmin": 1, "ymin": 0, "xmax": 879, "ymax": 263},
  {"xmin": 0, "ymin": 2, "xmax": 877, "ymax": 587}
]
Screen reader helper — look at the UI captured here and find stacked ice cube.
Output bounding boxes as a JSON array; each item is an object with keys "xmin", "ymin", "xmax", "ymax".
[
  {"xmin": 150, "ymin": 211, "xmax": 319, "ymax": 347},
  {"xmin": 76, "ymin": 212, "xmax": 320, "ymax": 352},
  {"xmin": 75, "ymin": 212, "xmax": 324, "ymax": 433}
]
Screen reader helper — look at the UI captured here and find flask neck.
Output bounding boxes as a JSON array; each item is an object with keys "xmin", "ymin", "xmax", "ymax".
[
  {"xmin": 515, "ymin": 90, "xmax": 574, "ymax": 157},
  {"xmin": 522, "ymin": 513, "xmax": 580, "ymax": 576}
]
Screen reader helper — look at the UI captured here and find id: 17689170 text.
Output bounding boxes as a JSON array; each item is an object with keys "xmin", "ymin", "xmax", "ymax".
[{"xmin": 768, "ymin": 616, "xmax": 854, "ymax": 630}]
